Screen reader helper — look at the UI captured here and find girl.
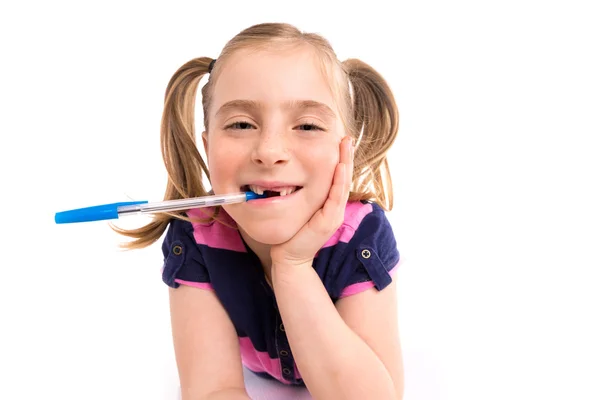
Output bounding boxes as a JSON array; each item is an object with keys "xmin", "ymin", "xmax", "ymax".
[{"xmin": 115, "ymin": 22, "xmax": 404, "ymax": 400}]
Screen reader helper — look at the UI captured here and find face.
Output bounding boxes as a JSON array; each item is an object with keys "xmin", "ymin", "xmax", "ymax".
[{"xmin": 203, "ymin": 45, "xmax": 345, "ymax": 245}]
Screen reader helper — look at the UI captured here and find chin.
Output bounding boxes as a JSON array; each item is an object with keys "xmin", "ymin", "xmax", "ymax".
[{"xmin": 240, "ymin": 221, "xmax": 300, "ymax": 245}]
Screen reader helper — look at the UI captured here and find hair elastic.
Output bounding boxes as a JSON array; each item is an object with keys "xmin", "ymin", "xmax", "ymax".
[{"xmin": 208, "ymin": 59, "xmax": 216, "ymax": 73}]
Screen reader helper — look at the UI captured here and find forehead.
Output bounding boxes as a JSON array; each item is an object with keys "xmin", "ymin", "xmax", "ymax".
[{"xmin": 210, "ymin": 45, "xmax": 337, "ymax": 115}]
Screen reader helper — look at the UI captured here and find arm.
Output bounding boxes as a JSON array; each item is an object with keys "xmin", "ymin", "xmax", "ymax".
[
  {"xmin": 169, "ymin": 285, "xmax": 251, "ymax": 400},
  {"xmin": 272, "ymin": 263, "xmax": 404, "ymax": 400}
]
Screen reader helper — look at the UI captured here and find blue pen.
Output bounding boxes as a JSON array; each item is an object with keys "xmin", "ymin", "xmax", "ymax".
[{"xmin": 55, "ymin": 191, "xmax": 266, "ymax": 224}]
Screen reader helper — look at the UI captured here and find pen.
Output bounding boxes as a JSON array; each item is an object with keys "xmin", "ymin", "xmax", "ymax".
[{"xmin": 55, "ymin": 191, "xmax": 266, "ymax": 224}]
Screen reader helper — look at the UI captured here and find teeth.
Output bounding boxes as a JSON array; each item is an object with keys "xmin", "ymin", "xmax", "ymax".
[
  {"xmin": 249, "ymin": 185, "xmax": 264, "ymax": 195},
  {"xmin": 279, "ymin": 187, "xmax": 297, "ymax": 196},
  {"xmin": 248, "ymin": 185, "xmax": 297, "ymax": 196}
]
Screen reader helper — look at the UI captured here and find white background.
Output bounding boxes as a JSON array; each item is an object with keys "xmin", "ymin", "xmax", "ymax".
[{"xmin": 1, "ymin": 1, "xmax": 599, "ymax": 399}]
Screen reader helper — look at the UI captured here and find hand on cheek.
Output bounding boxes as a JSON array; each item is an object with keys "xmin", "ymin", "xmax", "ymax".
[{"xmin": 270, "ymin": 135, "xmax": 355, "ymax": 267}]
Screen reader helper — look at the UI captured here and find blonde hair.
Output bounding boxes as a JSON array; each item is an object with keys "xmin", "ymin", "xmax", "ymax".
[{"xmin": 112, "ymin": 22, "xmax": 399, "ymax": 249}]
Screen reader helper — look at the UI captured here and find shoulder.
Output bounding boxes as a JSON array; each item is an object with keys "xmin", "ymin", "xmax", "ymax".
[
  {"xmin": 347, "ymin": 201, "xmax": 398, "ymax": 260},
  {"xmin": 184, "ymin": 207, "xmax": 247, "ymax": 252},
  {"xmin": 162, "ymin": 208, "xmax": 225, "ymax": 252},
  {"xmin": 316, "ymin": 201, "xmax": 400, "ymax": 299},
  {"xmin": 321, "ymin": 201, "xmax": 395, "ymax": 251},
  {"xmin": 161, "ymin": 207, "xmax": 242, "ymax": 289},
  {"xmin": 162, "ymin": 215, "xmax": 196, "ymax": 255}
]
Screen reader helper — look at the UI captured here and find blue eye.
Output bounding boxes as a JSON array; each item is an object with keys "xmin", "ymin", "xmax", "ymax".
[
  {"xmin": 296, "ymin": 123, "xmax": 323, "ymax": 131},
  {"xmin": 226, "ymin": 121, "xmax": 255, "ymax": 130}
]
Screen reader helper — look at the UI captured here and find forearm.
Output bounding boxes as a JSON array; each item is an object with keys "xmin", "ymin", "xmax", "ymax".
[{"xmin": 272, "ymin": 263, "xmax": 397, "ymax": 400}]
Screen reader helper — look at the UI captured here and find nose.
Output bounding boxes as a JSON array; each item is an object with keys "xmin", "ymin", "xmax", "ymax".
[{"xmin": 251, "ymin": 128, "xmax": 290, "ymax": 167}]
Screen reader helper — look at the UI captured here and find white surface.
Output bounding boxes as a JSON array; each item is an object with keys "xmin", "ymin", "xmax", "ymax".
[
  {"xmin": 1, "ymin": 1, "xmax": 599, "ymax": 399},
  {"xmin": 242, "ymin": 369, "xmax": 312, "ymax": 400},
  {"xmin": 172, "ymin": 369, "xmax": 312, "ymax": 399}
]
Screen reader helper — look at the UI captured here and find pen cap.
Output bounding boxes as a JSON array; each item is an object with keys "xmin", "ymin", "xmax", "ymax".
[{"xmin": 55, "ymin": 201, "xmax": 148, "ymax": 224}]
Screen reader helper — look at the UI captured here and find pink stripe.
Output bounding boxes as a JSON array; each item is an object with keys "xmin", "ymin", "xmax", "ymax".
[
  {"xmin": 339, "ymin": 260, "xmax": 402, "ymax": 299},
  {"xmin": 322, "ymin": 202, "xmax": 373, "ymax": 248},
  {"xmin": 187, "ymin": 208, "xmax": 247, "ymax": 252},
  {"xmin": 239, "ymin": 337, "xmax": 300, "ymax": 384},
  {"xmin": 174, "ymin": 279, "xmax": 213, "ymax": 291}
]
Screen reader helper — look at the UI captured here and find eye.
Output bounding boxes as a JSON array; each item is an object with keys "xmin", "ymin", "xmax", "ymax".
[
  {"xmin": 226, "ymin": 121, "xmax": 256, "ymax": 130},
  {"xmin": 295, "ymin": 123, "xmax": 324, "ymax": 131}
]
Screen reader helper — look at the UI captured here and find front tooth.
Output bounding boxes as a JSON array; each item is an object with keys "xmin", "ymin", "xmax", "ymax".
[
  {"xmin": 250, "ymin": 185, "xmax": 264, "ymax": 195},
  {"xmin": 280, "ymin": 187, "xmax": 295, "ymax": 196}
]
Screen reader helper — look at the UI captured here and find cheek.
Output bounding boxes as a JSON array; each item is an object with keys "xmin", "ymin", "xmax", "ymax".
[
  {"xmin": 303, "ymin": 141, "xmax": 339, "ymax": 188},
  {"xmin": 207, "ymin": 139, "xmax": 244, "ymax": 189}
]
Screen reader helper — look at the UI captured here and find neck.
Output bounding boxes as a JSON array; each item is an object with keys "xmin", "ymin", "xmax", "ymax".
[{"xmin": 238, "ymin": 228, "xmax": 273, "ymax": 284}]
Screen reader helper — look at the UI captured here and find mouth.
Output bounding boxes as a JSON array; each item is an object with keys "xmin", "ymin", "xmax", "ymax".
[{"xmin": 241, "ymin": 184, "xmax": 303, "ymax": 198}]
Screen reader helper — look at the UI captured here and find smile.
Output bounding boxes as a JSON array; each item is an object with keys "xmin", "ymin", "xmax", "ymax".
[{"xmin": 241, "ymin": 184, "xmax": 303, "ymax": 198}]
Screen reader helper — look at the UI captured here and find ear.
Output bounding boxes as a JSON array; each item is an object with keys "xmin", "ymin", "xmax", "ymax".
[{"xmin": 201, "ymin": 131, "xmax": 209, "ymax": 160}]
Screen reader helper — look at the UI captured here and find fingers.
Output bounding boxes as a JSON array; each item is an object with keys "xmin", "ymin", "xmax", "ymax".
[
  {"xmin": 341, "ymin": 135, "xmax": 354, "ymax": 159},
  {"xmin": 345, "ymin": 136, "xmax": 354, "ymax": 193},
  {"xmin": 337, "ymin": 135, "xmax": 354, "ymax": 203},
  {"xmin": 320, "ymin": 136, "xmax": 354, "ymax": 227},
  {"xmin": 322, "ymin": 163, "xmax": 346, "ymax": 218}
]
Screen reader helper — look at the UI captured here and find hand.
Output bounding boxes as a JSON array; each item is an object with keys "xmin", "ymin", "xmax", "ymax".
[{"xmin": 270, "ymin": 135, "xmax": 355, "ymax": 267}]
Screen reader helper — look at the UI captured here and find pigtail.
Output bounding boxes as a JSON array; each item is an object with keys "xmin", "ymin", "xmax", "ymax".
[
  {"xmin": 111, "ymin": 57, "xmax": 214, "ymax": 249},
  {"xmin": 343, "ymin": 58, "xmax": 399, "ymax": 212},
  {"xmin": 160, "ymin": 57, "xmax": 213, "ymax": 202}
]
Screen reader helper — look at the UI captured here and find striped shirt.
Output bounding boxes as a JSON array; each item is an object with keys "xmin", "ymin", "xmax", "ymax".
[{"xmin": 161, "ymin": 200, "xmax": 401, "ymax": 386}]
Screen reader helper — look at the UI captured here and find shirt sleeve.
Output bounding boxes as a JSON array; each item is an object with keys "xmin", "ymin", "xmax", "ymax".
[
  {"xmin": 336, "ymin": 205, "xmax": 401, "ymax": 299},
  {"xmin": 161, "ymin": 217, "xmax": 212, "ymax": 291}
]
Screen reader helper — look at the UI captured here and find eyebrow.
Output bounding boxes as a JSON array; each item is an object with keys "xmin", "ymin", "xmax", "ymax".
[{"xmin": 215, "ymin": 99, "xmax": 336, "ymax": 119}]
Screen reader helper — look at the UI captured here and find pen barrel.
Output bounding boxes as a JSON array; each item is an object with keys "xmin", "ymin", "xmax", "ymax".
[{"xmin": 117, "ymin": 192, "xmax": 248, "ymax": 216}]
